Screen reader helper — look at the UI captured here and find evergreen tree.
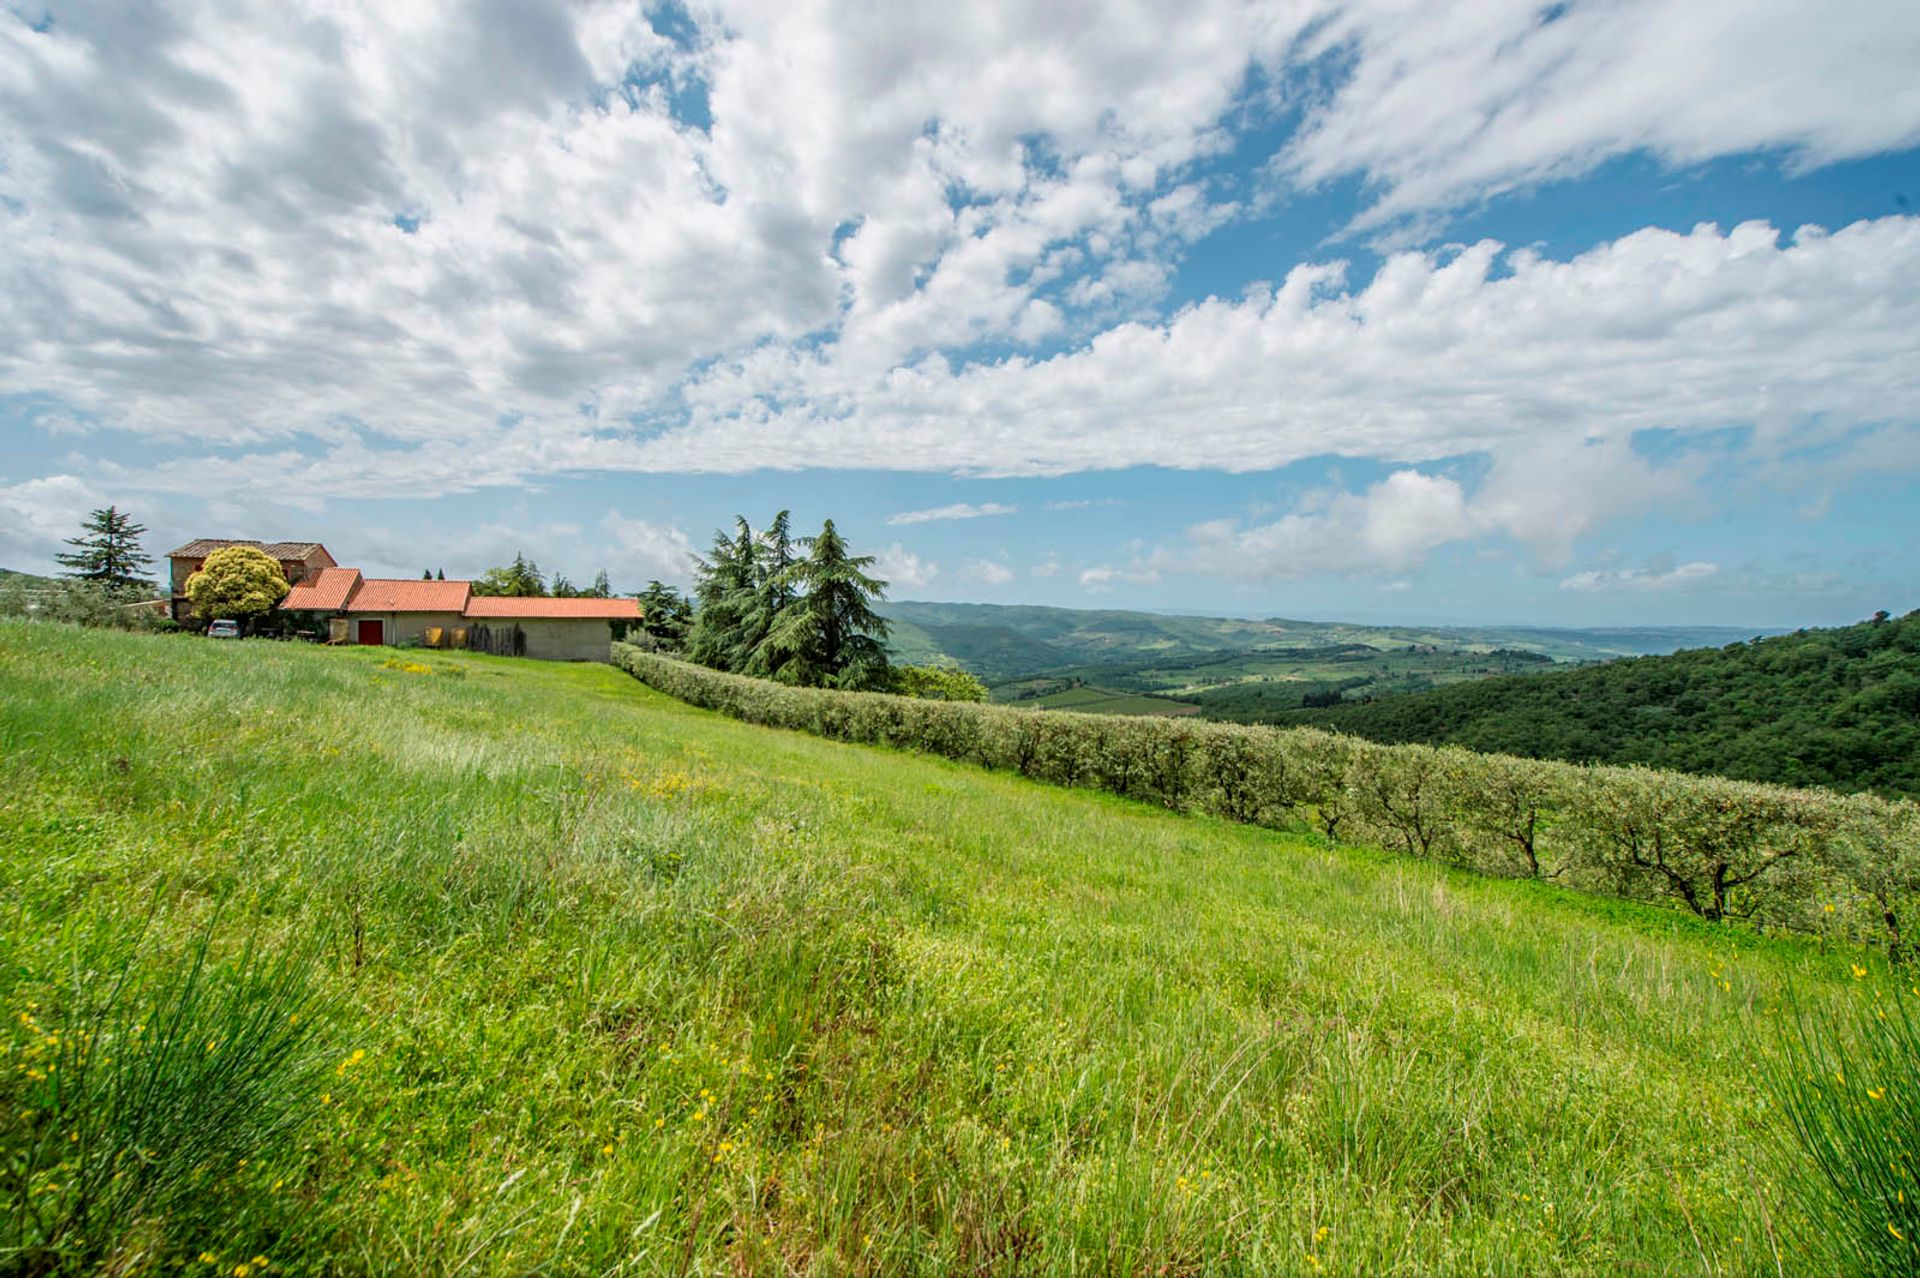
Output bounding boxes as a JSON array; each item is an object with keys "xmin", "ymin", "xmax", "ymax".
[
  {"xmin": 635, "ymin": 580, "xmax": 693, "ymax": 647},
  {"xmin": 764, "ymin": 519, "xmax": 891, "ymax": 689},
  {"xmin": 55, "ymin": 506, "xmax": 153, "ymax": 592},
  {"xmin": 436, "ymin": 569, "xmax": 445, "ymax": 581},
  {"xmin": 738, "ymin": 509, "xmax": 800, "ymax": 680},
  {"xmin": 473, "ymin": 553, "xmax": 546, "ymax": 597},
  {"xmin": 587, "ymin": 569, "xmax": 613, "ymax": 599},
  {"xmin": 685, "ymin": 518, "xmax": 759, "ymax": 670},
  {"xmin": 422, "ymin": 569, "xmax": 432, "ymax": 579},
  {"xmin": 551, "ymin": 574, "xmax": 578, "ymax": 598}
]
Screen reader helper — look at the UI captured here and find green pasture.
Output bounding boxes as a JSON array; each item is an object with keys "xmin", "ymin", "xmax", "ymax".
[{"xmin": 0, "ymin": 622, "xmax": 1882, "ymax": 1274}]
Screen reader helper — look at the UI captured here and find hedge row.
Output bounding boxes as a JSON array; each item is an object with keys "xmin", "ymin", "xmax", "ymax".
[{"xmin": 613, "ymin": 645, "xmax": 1920, "ymax": 958}]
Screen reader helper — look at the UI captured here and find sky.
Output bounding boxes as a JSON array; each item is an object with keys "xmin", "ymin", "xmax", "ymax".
[{"xmin": 2, "ymin": 1, "xmax": 1918, "ymax": 628}]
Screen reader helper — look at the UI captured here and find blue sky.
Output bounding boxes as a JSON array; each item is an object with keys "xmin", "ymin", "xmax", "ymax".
[{"xmin": 2, "ymin": 1, "xmax": 1918, "ymax": 627}]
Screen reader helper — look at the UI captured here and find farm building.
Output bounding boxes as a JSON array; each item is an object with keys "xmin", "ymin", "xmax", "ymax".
[
  {"xmin": 166, "ymin": 538, "xmax": 335, "ymax": 622},
  {"xmin": 280, "ymin": 570, "xmax": 640, "ymax": 662}
]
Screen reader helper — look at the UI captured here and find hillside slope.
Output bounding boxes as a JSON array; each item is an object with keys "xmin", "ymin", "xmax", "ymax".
[
  {"xmin": 880, "ymin": 599, "xmax": 1772, "ymax": 670},
  {"xmin": 0, "ymin": 621, "xmax": 1858, "ymax": 1273},
  {"xmin": 1283, "ymin": 611, "xmax": 1920, "ymax": 797}
]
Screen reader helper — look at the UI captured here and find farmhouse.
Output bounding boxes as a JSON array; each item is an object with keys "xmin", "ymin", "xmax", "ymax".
[
  {"xmin": 281, "ymin": 569, "xmax": 639, "ymax": 662},
  {"xmin": 166, "ymin": 538, "xmax": 335, "ymax": 622}
]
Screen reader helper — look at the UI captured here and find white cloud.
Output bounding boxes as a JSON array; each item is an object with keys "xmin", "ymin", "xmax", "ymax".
[
  {"xmin": 644, "ymin": 219, "xmax": 1920, "ymax": 481},
  {"xmin": 1164, "ymin": 438, "xmax": 1706, "ymax": 581},
  {"xmin": 0, "ymin": 473, "xmax": 101, "ymax": 566},
  {"xmin": 1174, "ymin": 469, "xmax": 1475, "ymax": 580},
  {"xmin": 1560, "ymin": 562, "xmax": 1721, "ymax": 593},
  {"xmin": 1279, "ymin": 2, "xmax": 1920, "ymax": 233},
  {"xmin": 2, "ymin": 0, "xmax": 1917, "ymax": 549},
  {"xmin": 873, "ymin": 542, "xmax": 938, "ymax": 590},
  {"xmin": 1079, "ymin": 562, "xmax": 1159, "ymax": 591},
  {"xmin": 961, "ymin": 558, "xmax": 1014, "ymax": 585},
  {"xmin": 885, "ymin": 501, "xmax": 1017, "ymax": 526},
  {"xmin": 1030, "ymin": 553, "xmax": 1062, "ymax": 578},
  {"xmin": 599, "ymin": 511, "xmax": 698, "ymax": 583}
]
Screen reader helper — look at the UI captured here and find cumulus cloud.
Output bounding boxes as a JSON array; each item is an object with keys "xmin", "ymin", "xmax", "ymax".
[
  {"xmin": 886, "ymin": 502, "xmax": 1017, "ymax": 526},
  {"xmin": 0, "ymin": 473, "xmax": 102, "ymax": 565},
  {"xmin": 1279, "ymin": 1, "xmax": 1920, "ymax": 233},
  {"xmin": 648, "ymin": 219, "xmax": 1920, "ymax": 480},
  {"xmin": 3, "ymin": 0, "xmax": 1917, "ymax": 569},
  {"xmin": 961, "ymin": 558, "xmax": 1015, "ymax": 585},
  {"xmin": 873, "ymin": 542, "xmax": 938, "ymax": 589},
  {"xmin": 1560, "ymin": 562, "xmax": 1721, "ymax": 593},
  {"xmin": 599, "ymin": 511, "xmax": 698, "ymax": 582},
  {"xmin": 1079, "ymin": 562, "xmax": 1159, "ymax": 591},
  {"xmin": 1166, "ymin": 435, "xmax": 1706, "ymax": 580}
]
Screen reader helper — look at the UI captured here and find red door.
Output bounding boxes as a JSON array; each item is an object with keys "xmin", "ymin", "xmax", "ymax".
[{"xmin": 356, "ymin": 619, "xmax": 384, "ymax": 646}]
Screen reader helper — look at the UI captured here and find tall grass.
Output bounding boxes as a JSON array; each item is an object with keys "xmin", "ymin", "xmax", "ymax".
[
  {"xmin": 1764, "ymin": 978, "xmax": 1920, "ymax": 1275},
  {"xmin": 1, "ymin": 919, "xmax": 327, "ymax": 1272},
  {"xmin": 0, "ymin": 621, "xmax": 1882, "ymax": 1271}
]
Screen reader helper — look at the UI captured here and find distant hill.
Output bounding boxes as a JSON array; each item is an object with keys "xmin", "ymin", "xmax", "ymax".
[
  {"xmin": 0, "ymin": 567, "xmax": 59, "ymax": 589},
  {"xmin": 879, "ymin": 600, "xmax": 1772, "ymax": 677},
  {"xmin": 1280, "ymin": 611, "xmax": 1920, "ymax": 798}
]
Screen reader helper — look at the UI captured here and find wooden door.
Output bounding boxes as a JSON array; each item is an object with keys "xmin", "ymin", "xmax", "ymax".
[{"xmin": 356, "ymin": 618, "xmax": 384, "ymax": 646}]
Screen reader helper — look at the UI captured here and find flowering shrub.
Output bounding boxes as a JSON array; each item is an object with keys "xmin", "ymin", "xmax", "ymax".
[{"xmin": 614, "ymin": 645, "xmax": 1920, "ymax": 954}]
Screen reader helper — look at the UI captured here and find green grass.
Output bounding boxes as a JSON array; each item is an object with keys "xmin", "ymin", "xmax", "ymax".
[{"xmin": 0, "ymin": 621, "xmax": 1874, "ymax": 1273}]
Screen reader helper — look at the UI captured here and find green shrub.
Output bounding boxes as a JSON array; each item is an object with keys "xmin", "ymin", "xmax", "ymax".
[
  {"xmin": 612, "ymin": 646, "xmax": 1920, "ymax": 954},
  {"xmin": 1764, "ymin": 980, "xmax": 1920, "ymax": 1275},
  {"xmin": 891, "ymin": 664, "xmax": 989, "ymax": 702}
]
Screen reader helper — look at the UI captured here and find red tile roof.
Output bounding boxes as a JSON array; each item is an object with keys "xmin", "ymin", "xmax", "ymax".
[
  {"xmin": 462, "ymin": 596, "xmax": 641, "ymax": 620},
  {"xmin": 343, "ymin": 578, "xmax": 473, "ymax": 613},
  {"xmin": 272, "ymin": 568, "xmax": 641, "ymax": 622},
  {"xmin": 281, "ymin": 567, "xmax": 361, "ymax": 611},
  {"xmin": 167, "ymin": 538, "xmax": 333, "ymax": 562}
]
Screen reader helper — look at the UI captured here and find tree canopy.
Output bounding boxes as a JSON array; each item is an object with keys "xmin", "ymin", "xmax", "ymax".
[
  {"xmin": 634, "ymin": 580, "xmax": 692, "ymax": 647},
  {"xmin": 55, "ymin": 506, "xmax": 153, "ymax": 592},
  {"xmin": 1281, "ymin": 609, "xmax": 1920, "ymax": 798},
  {"xmin": 684, "ymin": 513, "xmax": 891, "ymax": 689},
  {"xmin": 472, "ymin": 554, "xmax": 546, "ymax": 597},
  {"xmin": 183, "ymin": 545, "xmax": 289, "ymax": 625}
]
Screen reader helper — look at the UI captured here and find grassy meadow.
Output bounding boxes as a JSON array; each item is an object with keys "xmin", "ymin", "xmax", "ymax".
[{"xmin": 0, "ymin": 621, "xmax": 1885, "ymax": 1273}]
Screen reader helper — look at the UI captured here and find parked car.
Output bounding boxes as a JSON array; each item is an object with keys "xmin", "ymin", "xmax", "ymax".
[{"xmin": 206, "ymin": 619, "xmax": 241, "ymax": 639}]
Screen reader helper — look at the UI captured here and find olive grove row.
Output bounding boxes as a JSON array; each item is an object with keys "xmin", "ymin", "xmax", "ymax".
[{"xmin": 614, "ymin": 646, "xmax": 1920, "ymax": 959}]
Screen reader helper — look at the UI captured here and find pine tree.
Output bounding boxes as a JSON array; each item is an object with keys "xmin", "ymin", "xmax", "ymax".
[
  {"xmin": 635, "ymin": 580, "xmax": 692, "ymax": 647},
  {"xmin": 587, "ymin": 569, "xmax": 613, "ymax": 599},
  {"xmin": 764, "ymin": 519, "xmax": 891, "ymax": 689},
  {"xmin": 436, "ymin": 569, "xmax": 445, "ymax": 581},
  {"xmin": 473, "ymin": 553, "xmax": 546, "ymax": 597},
  {"xmin": 685, "ymin": 517, "xmax": 759, "ymax": 670},
  {"xmin": 739, "ymin": 509, "xmax": 800, "ymax": 680},
  {"xmin": 422, "ymin": 569, "xmax": 433, "ymax": 579},
  {"xmin": 55, "ymin": 506, "xmax": 154, "ymax": 592}
]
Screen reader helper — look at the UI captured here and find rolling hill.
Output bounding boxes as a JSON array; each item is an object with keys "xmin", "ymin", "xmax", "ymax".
[
  {"xmin": 0, "ymin": 618, "xmax": 1870, "ymax": 1272},
  {"xmin": 881, "ymin": 599, "xmax": 1771, "ymax": 673},
  {"xmin": 1282, "ymin": 609, "xmax": 1920, "ymax": 798},
  {"xmin": 880, "ymin": 599, "xmax": 1777, "ymax": 717}
]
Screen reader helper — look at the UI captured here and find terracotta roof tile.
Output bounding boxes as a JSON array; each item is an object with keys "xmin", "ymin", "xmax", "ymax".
[
  {"xmin": 343, "ymin": 578, "xmax": 473, "ymax": 613},
  {"xmin": 281, "ymin": 567, "xmax": 361, "ymax": 611},
  {"xmin": 167, "ymin": 538, "xmax": 332, "ymax": 561},
  {"xmin": 462, "ymin": 596, "xmax": 641, "ymax": 620}
]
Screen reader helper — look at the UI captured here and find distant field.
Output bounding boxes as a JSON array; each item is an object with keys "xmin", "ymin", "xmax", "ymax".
[
  {"xmin": 1028, "ymin": 685, "xmax": 1201, "ymax": 716},
  {"xmin": 880, "ymin": 600, "xmax": 1760, "ymax": 724},
  {"xmin": 0, "ymin": 621, "xmax": 1867, "ymax": 1273}
]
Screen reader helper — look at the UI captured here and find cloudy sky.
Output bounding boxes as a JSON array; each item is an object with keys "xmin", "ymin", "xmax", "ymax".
[{"xmin": 3, "ymin": 1, "xmax": 1918, "ymax": 625}]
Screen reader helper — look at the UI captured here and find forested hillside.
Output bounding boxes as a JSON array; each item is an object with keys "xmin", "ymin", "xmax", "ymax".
[{"xmin": 1283, "ymin": 610, "xmax": 1920, "ymax": 797}]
